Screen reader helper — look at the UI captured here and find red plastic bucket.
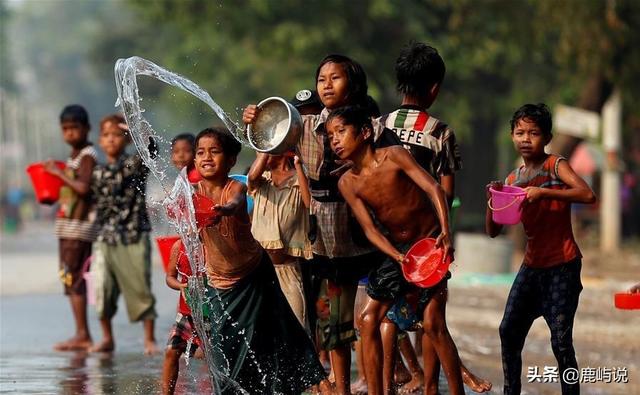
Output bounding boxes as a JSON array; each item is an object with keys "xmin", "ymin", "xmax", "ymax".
[
  {"xmin": 402, "ymin": 238, "xmax": 452, "ymax": 288},
  {"xmin": 26, "ymin": 161, "xmax": 66, "ymax": 205},
  {"xmin": 488, "ymin": 185, "xmax": 527, "ymax": 225},
  {"xmin": 614, "ymin": 292, "xmax": 640, "ymax": 310},
  {"xmin": 155, "ymin": 235, "xmax": 181, "ymax": 273},
  {"xmin": 193, "ymin": 193, "xmax": 218, "ymax": 227}
]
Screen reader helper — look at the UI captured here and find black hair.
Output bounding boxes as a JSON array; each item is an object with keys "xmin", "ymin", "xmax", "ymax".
[
  {"xmin": 326, "ymin": 105, "xmax": 373, "ymax": 137},
  {"xmin": 365, "ymin": 95, "xmax": 381, "ymax": 118},
  {"xmin": 395, "ymin": 42, "xmax": 445, "ymax": 96},
  {"xmin": 195, "ymin": 127, "xmax": 242, "ymax": 157},
  {"xmin": 315, "ymin": 54, "xmax": 369, "ymax": 107},
  {"xmin": 171, "ymin": 133, "xmax": 196, "ymax": 148},
  {"xmin": 510, "ymin": 103, "xmax": 553, "ymax": 137},
  {"xmin": 60, "ymin": 104, "xmax": 90, "ymax": 127}
]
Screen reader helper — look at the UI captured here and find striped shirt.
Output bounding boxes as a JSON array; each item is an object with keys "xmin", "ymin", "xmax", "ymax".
[
  {"xmin": 55, "ymin": 145, "xmax": 99, "ymax": 241},
  {"xmin": 379, "ymin": 106, "xmax": 462, "ymax": 178},
  {"xmin": 506, "ymin": 154, "xmax": 581, "ymax": 268}
]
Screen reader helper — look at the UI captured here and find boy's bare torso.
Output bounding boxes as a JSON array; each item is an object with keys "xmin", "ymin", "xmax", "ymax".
[{"xmin": 343, "ymin": 147, "xmax": 439, "ymax": 244}]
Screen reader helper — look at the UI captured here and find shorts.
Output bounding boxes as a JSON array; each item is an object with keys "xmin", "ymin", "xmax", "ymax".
[
  {"xmin": 59, "ymin": 239, "xmax": 92, "ymax": 295},
  {"xmin": 366, "ymin": 244, "xmax": 412, "ymax": 302},
  {"xmin": 167, "ymin": 313, "xmax": 201, "ymax": 355}
]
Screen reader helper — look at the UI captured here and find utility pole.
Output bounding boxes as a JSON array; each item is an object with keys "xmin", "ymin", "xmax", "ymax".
[{"xmin": 600, "ymin": 90, "xmax": 622, "ymax": 252}]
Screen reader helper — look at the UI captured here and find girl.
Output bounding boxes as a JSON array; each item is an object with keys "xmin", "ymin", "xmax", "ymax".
[{"xmin": 247, "ymin": 152, "xmax": 312, "ymax": 327}]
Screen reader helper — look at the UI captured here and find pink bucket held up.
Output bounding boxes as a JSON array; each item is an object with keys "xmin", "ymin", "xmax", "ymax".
[
  {"xmin": 26, "ymin": 161, "xmax": 66, "ymax": 205},
  {"xmin": 156, "ymin": 235, "xmax": 181, "ymax": 273},
  {"xmin": 488, "ymin": 185, "xmax": 527, "ymax": 225},
  {"xmin": 402, "ymin": 237, "xmax": 452, "ymax": 289}
]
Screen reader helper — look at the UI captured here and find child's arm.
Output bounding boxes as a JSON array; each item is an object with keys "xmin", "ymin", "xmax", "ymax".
[
  {"xmin": 524, "ymin": 159, "xmax": 596, "ymax": 204},
  {"xmin": 44, "ymin": 156, "xmax": 95, "ymax": 197},
  {"xmin": 247, "ymin": 152, "xmax": 269, "ymax": 191},
  {"xmin": 166, "ymin": 240, "xmax": 187, "ymax": 291},
  {"xmin": 214, "ymin": 181, "xmax": 247, "ymax": 217},
  {"xmin": 440, "ymin": 174, "xmax": 455, "ymax": 207},
  {"xmin": 294, "ymin": 155, "xmax": 311, "ymax": 208},
  {"xmin": 485, "ymin": 181, "xmax": 504, "ymax": 238},
  {"xmin": 390, "ymin": 147, "xmax": 453, "ymax": 254},
  {"xmin": 338, "ymin": 175, "xmax": 405, "ymax": 264}
]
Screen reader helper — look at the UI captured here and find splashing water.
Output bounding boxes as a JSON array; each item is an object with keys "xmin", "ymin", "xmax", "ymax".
[{"xmin": 114, "ymin": 56, "xmax": 265, "ymax": 394}]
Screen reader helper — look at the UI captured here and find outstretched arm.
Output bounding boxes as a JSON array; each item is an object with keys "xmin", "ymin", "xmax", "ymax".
[
  {"xmin": 214, "ymin": 180, "xmax": 247, "ymax": 217},
  {"xmin": 390, "ymin": 147, "xmax": 452, "ymax": 254},
  {"xmin": 339, "ymin": 175, "xmax": 404, "ymax": 264},
  {"xmin": 524, "ymin": 159, "xmax": 596, "ymax": 204},
  {"xmin": 295, "ymin": 155, "xmax": 311, "ymax": 208},
  {"xmin": 247, "ymin": 152, "xmax": 269, "ymax": 191}
]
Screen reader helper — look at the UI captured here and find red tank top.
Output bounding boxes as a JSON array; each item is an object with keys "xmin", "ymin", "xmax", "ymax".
[{"xmin": 506, "ymin": 154, "xmax": 581, "ymax": 268}]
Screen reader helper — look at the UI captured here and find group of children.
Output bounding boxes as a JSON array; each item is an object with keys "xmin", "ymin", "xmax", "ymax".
[{"xmin": 48, "ymin": 40, "xmax": 599, "ymax": 395}]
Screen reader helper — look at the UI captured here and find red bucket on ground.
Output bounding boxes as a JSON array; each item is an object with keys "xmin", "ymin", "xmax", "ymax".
[
  {"xmin": 614, "ymin": 292, "xmax": 640, "ymax": 310},
  {"xmin": 156, "ymin": 235, "xmax": 181, "ymax": 273},
  {"xmin": 26, "ymin": 161, "xmax": 66, "ymax": 205},
  {"xmin": 402, "ymin": 237, "xmax": 452, "ymax": 288},
  {"xmin": 488, "ymin": 185, "xmax": 527, "ymax": 225}
]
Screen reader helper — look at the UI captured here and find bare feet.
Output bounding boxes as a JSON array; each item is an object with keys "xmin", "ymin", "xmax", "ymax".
[
  {"xmin": 89, "ymin": 339, "xmax": 114, "ymax": 353},
  {"xmin": 462, "ymin": 370, "xmax": 492, "ymax": 393},
  {"xmin": 395, "ymin": 362, "xmax": 412, "ymax": 385},
  {"xmin": 398, "ymin": 371, "xmax": 424, "ymax": 394},
  {"xmin": 53, "ymin": 336, "xmax": 93, "ymax": 352},
  {"xmin": 318, "ymin": 378, "xmax": 335, "ymax": 395},
  {"xmin": 144, "ymin": 339, "xmax": 158, "ymax": 356},
  {"xmin": 350, "ymin": 377, "xmax": 368, "ymax": 395}
]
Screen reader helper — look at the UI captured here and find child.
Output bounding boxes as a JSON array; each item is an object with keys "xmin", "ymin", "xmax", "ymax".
[
  {"xmin": 44, "ymin": 104, "xmax": 98, "ymax": 351},
  {"xmin": 90, "ymin": 114, "xmax": 158, "ymax": 355},
  {"xmin": 378, "ymin": 41, "xmax": 491, "ymax": 394},
  {"xmin": 324, "ymin": 105, "xmax": 465, "ymax": 395},
  {"xmin": 486, "ymin": 103, "xmax": 596, "ymax": 395},
  {"xmin": 161, "ymin": 239, "xmax": 202, "ymax": 395},
  {"xmin": 247, "ymin": 152, "xmax": 312, "ymax": 327},
  {"xmin": 243, "ymin": 54, "xmax": 399, "ymax": 394},
  {"xmin": 162, "ymin": 133, "xmax": 201, "ymax": 394},
  {"xmin": 193, "ymin": 127, "xmax": 326, "ymax": 394}
]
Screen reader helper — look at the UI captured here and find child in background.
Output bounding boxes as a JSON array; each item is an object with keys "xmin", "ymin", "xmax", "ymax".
[
  {"xmin": 194, "ymin": 127, "xmax": 327, "ymax": 394},
  {"xmin": 247, "ymin": 152, "xmax": 312, "ymax": 327},
  {"xmin": 486, "ymin": 103, "xmax": 596, "ymax": 395},
  {"xmin": 170, "ymin": 133, "xmax": 201, "ymax": 183},
  {"xmin": 325, "ymin": 105, "xmax": 463, "ymax": 395},
  {"xmin": 44, "ymin": 104, "xmax": 98, "ymax": 351},
  {"xmin": 90, "ymin": 114, "xmax": 158, "ymax": 355}
]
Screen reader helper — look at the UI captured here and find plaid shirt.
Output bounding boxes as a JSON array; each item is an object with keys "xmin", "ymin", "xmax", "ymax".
[{"xmin": 92, "ymin": 153, "xmax": 151, "ymax": 245}]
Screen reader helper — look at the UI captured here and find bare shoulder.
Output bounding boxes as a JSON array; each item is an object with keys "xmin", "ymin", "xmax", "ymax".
[
  {"xmin": 382, "ymin": 145, "xmax": 411, "ymax": 164},
  {"xmin": 229, "ymin": 178, "xmax": 248, "ymax": 194},
  {"xmin": 337, "ymin": 169, "xmax": 357, "ymax": 193}
]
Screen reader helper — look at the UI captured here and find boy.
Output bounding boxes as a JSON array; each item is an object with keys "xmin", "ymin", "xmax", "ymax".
[
  {"xmin": 486, "ymin": 103, "xmax": 596, "ymax": 395},
  {"xmin": 90, "ymin": 114, "xmax": 158, "ymax": 355},
  {"xmin": 325, "ymin": 106, "xmax": 465, "ymax": 395},
  {"xmin": 193, "ymin": 127, "xmax": 328, "ymax": 394},
  {"xmin": 378, "ymin": 42, "xmax": 491, "ymax": 394},
  {"xmin": 44, "ymin": 104, "xmax": 98, "ymax": 351}
]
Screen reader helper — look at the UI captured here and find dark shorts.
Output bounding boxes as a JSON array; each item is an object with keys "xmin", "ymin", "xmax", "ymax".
[
  {"xmin": 366, "ymin": 244, "xmax": 412, "ymax": 302},
  {"xmin": 166, "ymin": 312, "xmax": 201, "ymax": 356},
  {"xmin": 59, "ymin": 239, "xmax": 92, "ymax": 295}
]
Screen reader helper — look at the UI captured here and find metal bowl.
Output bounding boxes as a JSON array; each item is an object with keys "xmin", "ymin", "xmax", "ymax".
[{"xmin": 247, "ymin": 97, "xmax": 303, "ymax": 154}]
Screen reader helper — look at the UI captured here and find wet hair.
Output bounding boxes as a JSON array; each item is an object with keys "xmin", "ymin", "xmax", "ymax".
[
  {"xmin": 510, "ymin": 103, "xmax": 553, "ymax": 137},
  {"xmin": 395, "ymin": 42, "xmax": 445, "ymax": 96},
  {"xmin": 326, "ymin": 105, "xmax": 373, "ymax": 138},
  {"xmin": 195, "ymin": 127, "xmax": 242, "ymax": 157},
  {"xmin": 171, "ymin": 133, "xmax": 196, "ymax": 149},
  {"xmin": 315, "ymin": 54, "xmax": 369, "ymax": 107},
  {"xmin": 60, "ymin": 104, "xmax": 90, "ymax": 127},
  {"xmin": 99, "ymin": 113, "xmax": 126, "ymax": 131},
  {"xmin": 365, "ymin": 95, "xmax": 381, "ymax": 118}
]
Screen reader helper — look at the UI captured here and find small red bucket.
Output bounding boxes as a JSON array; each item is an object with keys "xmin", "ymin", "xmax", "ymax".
[
  {"xmin": 402, "ymin": 238, "xmax": 452, "ymax": 288},
  {"xmin": 26, "ymin": 161, "xmax": 66, "ymax": 205},
  {"xmin": 614, "ymin": 292, "xmax": 640, "ymax": 310},
  {"xmin": 193, "ymin": 193, "xmax": 218, "ymax": 227},
  {"xmin": 155, "ymin": 235, "xmax": 181, "ymax": 273}
]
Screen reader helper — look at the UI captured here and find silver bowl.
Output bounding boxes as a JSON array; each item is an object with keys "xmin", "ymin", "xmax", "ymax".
[{"xmin": 247, "ymin": 97, "xmax": 303, "ymax": 154}]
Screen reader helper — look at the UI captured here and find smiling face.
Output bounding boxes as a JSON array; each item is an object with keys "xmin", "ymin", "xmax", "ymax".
[
  {"xmin": 316, "ymin": 62, "xmax": 349, "ymax": 110},
  {"xmin": 326, "ymin": 116, "xmax": 369, "ymax": 161},
  {"xmin": 511, "ymin": 118, "xmax": 550, "ymax": 160},
  {"xmin": 99, "ymin": 121, "xmax": 129, "ymax": 160},
  {"xmin": 195, "ymin": 135, "xmax": 233, "ymax": 180},
  {"xmin": 171, "ymin": 139, "xmax": 195, "ymax": 170},
  {"xmin": 61, "ymin": 121, "xmax": 89, "ymax": 149}
]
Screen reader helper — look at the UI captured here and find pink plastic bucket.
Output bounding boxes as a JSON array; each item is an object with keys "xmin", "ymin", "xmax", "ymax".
[
  {"xmin": 82, "ymin": 257, "xmax": 95, "ymax": 306},
  {"xmin": 26, "ymin": 161, "xmax": 66, "ymax": 205},
  {"xmin": 488, "ymin": 185, "xmax": 526, "ymax": 225}
]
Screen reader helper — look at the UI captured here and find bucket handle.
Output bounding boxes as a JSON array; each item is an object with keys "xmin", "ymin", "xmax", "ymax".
[{"xmin": 487, "ymin": 196, "xmax": 524, "ymax": 211}]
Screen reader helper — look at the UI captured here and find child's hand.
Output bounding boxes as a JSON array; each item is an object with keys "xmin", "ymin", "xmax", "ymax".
[
  {"xmin": 524, "ymin": 186, "xmax": 544, "ymax": 203},
  {"xmin": 179, "ymin": 282, "xmax": 188, "ymax": 290},
  {"xmin": 629, "ymin": 283, "xmax": 640, "ymax": 294},
  {"xmin": 213, "ymin": 203, "xmax": 234, "ymax": 218},
  {"xmin": 242, "ymin": 105, "xmax": 260, "ymax": 125},
  {"xmin": 486, "ymin": 181, "xmax": 503, "ymax": 200},
  {"xmin": 435, "ymin": 231, "xmax": 454, "ymax": 261},
  {"xmin": 43, "ymin": 159, "xmax": 64, "ymax": 178},
  {"xmin": 294, "ymin": 155, "xmax": 302, "ymax": 165}
]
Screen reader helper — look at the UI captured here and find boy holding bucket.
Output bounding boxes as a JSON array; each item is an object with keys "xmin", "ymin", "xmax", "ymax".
[
  {"xmin": 485, "ymin": 103, "xmax": 595, "ymax": 395},
  {"xmin": 324, "ymin": 105, "xmax": 469, "ymax": 395},
  {"xmin": 44, "ymin": 104, "xmax": 99, "ymax": 351}
]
